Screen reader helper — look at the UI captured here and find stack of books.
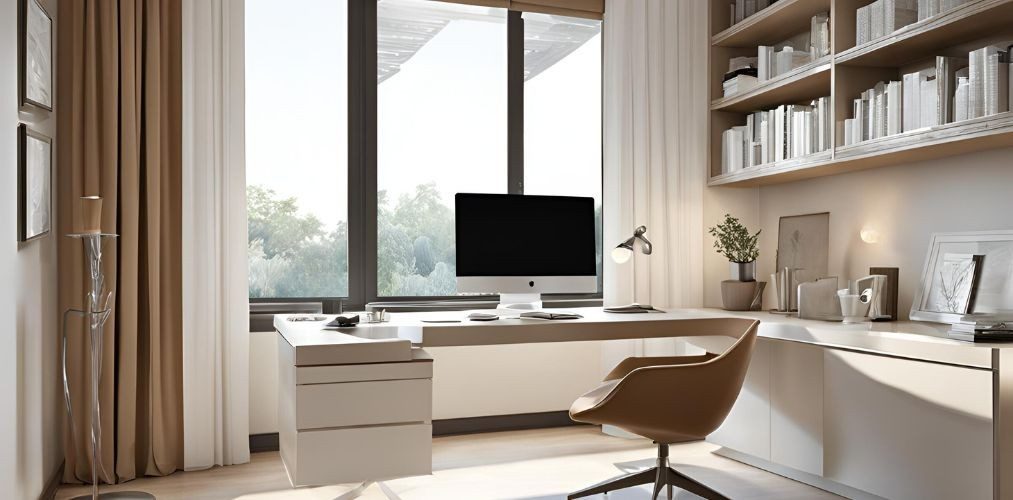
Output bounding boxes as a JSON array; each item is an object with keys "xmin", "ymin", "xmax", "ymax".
[
  {"xmin": 843, "ymin": 47, "xmax": 1011, "ymax": 146},
  {"xmin": 721, "ymin": 96, "xmax": 831, "ymax": 174},
  {"xmin": 756, "ymin": 13, "xmax": 828, "ymax": 82},
  {"xmin": 844, "ymin": 81, "xmax": 903, "ymax": 144},
  {"xmin": 917, "ymin": 0, "xmax": 969, "ymax": 22},
  {"xmin": 728, "ymin": 0, "xmax": 776, "ymax": 26},
  {"xmin": 949, "ymin": 314, "xmax": 1013, "ymax": 342},
  {"xmin": 856, "ymin": 0, "xmax": 917, "ymax": 46},
  {"xmin": 723, "ymin": 58, "xmax": 760, "ymax": 97}
]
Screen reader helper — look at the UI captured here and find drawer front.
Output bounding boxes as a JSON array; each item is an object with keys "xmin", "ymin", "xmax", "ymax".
[
  {"xmin": 296, "ymin": 378, "xmax": 432, "ymax": 430},
  {"xmin": 296, "ymin": 360, "xmax": 433, "ymax": 385},
  {"xmin": 294, "ymin": 423, "xmax": 432, "ymax": 486}
]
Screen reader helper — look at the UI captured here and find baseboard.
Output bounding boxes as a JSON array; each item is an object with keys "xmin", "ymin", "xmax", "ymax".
[
  {"xmin": 39, "ymin": 461, "xmax": 64, "ymax": 500},
  {"xmin": 249, "ymin": 411, "xmax": 582, "ymax": 453},
  {"xmin": 249, "ymin": 432, "xmax": 280, "ymax": 453},
  {"xmin": 432, "ymin": 410, "xmax": 581, "ymax": 436}
]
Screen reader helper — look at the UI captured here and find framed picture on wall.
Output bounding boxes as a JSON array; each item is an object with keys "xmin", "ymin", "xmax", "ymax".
[
  {"xmin": 18, "ymin": 125, "xmax": 52, "ymax": 242},
  {"xmin": 19, "ymin": 0, "xmax": 53, "ymax": 110},
  {"xmin": 912, "ymin": 231, "xmax": 1013, "ymax": 324}
]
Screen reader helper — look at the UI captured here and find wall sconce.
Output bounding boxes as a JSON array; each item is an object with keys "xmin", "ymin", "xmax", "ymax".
[{"xmin": 860, "ymin": 226, "xmax": 880, "ymax": 244}]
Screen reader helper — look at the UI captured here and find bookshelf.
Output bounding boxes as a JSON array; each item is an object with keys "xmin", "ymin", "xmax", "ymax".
[{"xmin": 708, "ymin": 0, "xmax": 1013, "ymax": 187}]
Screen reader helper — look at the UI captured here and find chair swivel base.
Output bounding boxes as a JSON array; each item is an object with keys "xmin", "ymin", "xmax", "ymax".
[{"xmin": 567, "ymin": 443, "xmax": 728, "ymax": 500}]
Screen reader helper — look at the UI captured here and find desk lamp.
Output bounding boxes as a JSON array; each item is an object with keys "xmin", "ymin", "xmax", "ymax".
[{"xmin": 608, "ymin": 226, "xmax": 656, "ymax": 312}]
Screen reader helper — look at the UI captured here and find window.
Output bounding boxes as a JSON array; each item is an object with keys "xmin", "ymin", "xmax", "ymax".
[
  {"xmin": 246, "ymin": 1, "xmax": 602, "ymax": 305},
  {"xmin": 523, "ymin": 13, "xmax": 603, "ymax": 290},
  {"xmin": 246, "ymin": 0, "xmax": 348, "ymax": 298},
  {"xmin": 377, "ymin": 1, "xmax": 508, "ymax": 297}
]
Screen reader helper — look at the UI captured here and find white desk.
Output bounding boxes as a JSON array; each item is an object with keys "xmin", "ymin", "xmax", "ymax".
[{"xmin": 275, "ymin": 308, "xmax": 1013, "ymax": 499}]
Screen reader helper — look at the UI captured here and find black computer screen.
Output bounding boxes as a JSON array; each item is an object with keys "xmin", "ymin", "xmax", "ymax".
[{"xmin": 455, "ymin": 193, "xmax": 597, "ymax": 277}]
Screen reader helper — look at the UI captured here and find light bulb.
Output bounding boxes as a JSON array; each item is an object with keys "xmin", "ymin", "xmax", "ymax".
[
  {"xmin": 860, "ymin": 227, "xmax": 880, "ymax": 244},
  {"xmin": 611, "ymin": 246, "xmax": 633, "ymax": 264}
]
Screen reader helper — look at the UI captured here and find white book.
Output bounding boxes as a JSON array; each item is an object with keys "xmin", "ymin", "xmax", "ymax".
[
  {"xmin": 902, "ymin": 71, "xmax": 922, "ymax": 132},
  {"xmin": 856, "ymin": 5, "xmax": 872, "ymax": 46},
  {"xmin": 918, "ymin": 0, "xmax": 938, "ymax": 21},
  {"xmin": 871, "ymin": 0, "xmax": 886, "ymax": 40},
  {"xmin": 920, "ymin": 77, "xmax": 939, "ymax": 128},
  {"xmin": 759, "ymin": 115, "xmax": 770, "ymax": 165},
  {"xmin": 936, "ymin": 56, "xmax": 967, "ymax": 125},
  {"xmin": 954, "ymin": 76, "xmax": 970, "ymax": 122},
  {"xmin": 862, "ymin": 89, "xmax": 875, "ymax": 140},
  {"xmin": 884, "ymin": 0, "xmax": 918, "ymax": 34},
  {"xmin": 746, "ymin": 114, "xmax": 755, "ymax": 167},
  {"xmin": 775, "ymin": 106, "xmax": 786, "ymax": 162},
  {"xmin": 810, "ymin": 12, "xmax": 831, "ymax": 59},
  {"xmin": 767, "ymin": 109, "xmax": 777, "ymax": 163},
  {"xmin": 735, "ymin": 0, "xmax": 744, "ymax": 23},
  {"xmin": 844, "ymin": 118, "xmax": 855, "ymax": 145},
  {"xmin": 723, "ymin": 127, "xmax": 745, "ymax": 173},
  {"xmin": 873, "ymin": 81, "xmax": 887, "ymax": 139},
  {"xmin": 758, "ymin": 46, "xmax": 773, "ymax": 80},
  {"xmin": 985, "ymin": 52, "xmax": 1010, "ymax": 116},
  {"xmin": 968, "ymin": 46, "xmax": 1001, "ymax": 119},
  {"xmin": 886, "ymin": 80, "xmax": 903, "ymax": 136}
]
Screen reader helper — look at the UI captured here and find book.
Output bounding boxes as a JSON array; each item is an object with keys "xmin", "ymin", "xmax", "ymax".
[
  {"xmin": 886, "ymin": 80, "xmax": 903, "ymax": 136},
  {"xmin": 948, "ymin": 331, "xmax": 1013, "ymax": 342},
  {"xmin": 810, "ymin": 12, "xmax": 831, "ymax": 59},
  {"xmin": 871, "ymin": 0, "xmax": 885, "ymax": 40},
  {"xmin": 954, "ymin": 75, "xmax": 971, "ymax": 122},
  {"xmin": 723, "ymin": 74, "xmax": 759, "ymax": 96},
  {"xmin": 920, "ymin": 76, "xmax": 939, "ymax": 128},
  {"xmin": 936, "ymin": 56, "xmax": 968, "ymax": 125},
  {"xmin": 844, "ymin": 118, "xmax": 856, "ymax": 145},
  {"xmin": 968, "ymin": 46, "xmax": 1002, "ymax": 119},
  {"xmin": 984, "ymin": 51, "xmax": 1010, "ymax": 116},
  {"xmin": 856, "ymin": 4, "xmax": 872, "ymax": 46},
  {"xmin": 873, "ymin": 81, "xmax": 887, "ymax": 139},
  {"xmin": 918, "ymin": 0, "xmax": 938, "ymax": 21},
  {"xmin": 757, "ymin": 46, "xmax": 773, "ymax": 81},
  {"xmin": 884, "ymin": 0, "xmax": 918, "ymax": 35},
  {"xmin": 519, "ymin": 311, "xmax": 583, "ymax": 320}
]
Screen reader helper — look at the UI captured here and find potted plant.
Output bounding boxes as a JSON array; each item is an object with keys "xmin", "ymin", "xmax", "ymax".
[{"xmin": 708, "ymin": 214, "xmax": 761, "ymax": 282}]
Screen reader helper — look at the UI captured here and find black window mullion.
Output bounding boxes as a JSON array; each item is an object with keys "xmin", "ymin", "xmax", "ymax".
[
  {"xmin": 507, "ymin": 11, "xmax": 524, "ymax": 195},
  {"xmin": 348, "ymin": 0, "xmax": 378, "ymax": 310}
]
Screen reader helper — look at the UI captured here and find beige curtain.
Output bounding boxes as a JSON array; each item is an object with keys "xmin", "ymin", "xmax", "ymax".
[{"xmin": 57, "ymin": 0, "xmax": 183, "ymax": 484}]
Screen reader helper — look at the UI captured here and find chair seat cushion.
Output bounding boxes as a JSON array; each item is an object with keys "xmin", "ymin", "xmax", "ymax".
[{"xmin": 569, "ymin": 380, "xmax": 619, "ymax": 420}]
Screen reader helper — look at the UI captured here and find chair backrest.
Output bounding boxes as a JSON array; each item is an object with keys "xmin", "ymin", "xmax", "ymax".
[{"xmin": 583, "ymin": 318, "xmax": 760, "ymax": 443}]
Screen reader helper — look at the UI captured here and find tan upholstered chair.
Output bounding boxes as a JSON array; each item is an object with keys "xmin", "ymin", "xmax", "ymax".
[{"xmin": 567, "ymin": 318, "xmax": 760, "ymax": 500}]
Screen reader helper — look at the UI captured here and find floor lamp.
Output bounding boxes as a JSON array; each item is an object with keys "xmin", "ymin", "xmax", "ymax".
[{"xmin": 608, "ymin": 225, "xmax": 656, "ymax": 312}]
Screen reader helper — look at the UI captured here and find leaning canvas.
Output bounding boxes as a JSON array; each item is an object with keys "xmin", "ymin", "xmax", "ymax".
[
  {"xmin": 19, "ymin": 125, "xmax": 51, "ymax": 241},
  {"xmin": 926, "ymin": 253, "xmax": 982, "ymax": 314},
  {"xmin": 912, "ymin": 231, "xmax": 1013, "ymax": 323}
]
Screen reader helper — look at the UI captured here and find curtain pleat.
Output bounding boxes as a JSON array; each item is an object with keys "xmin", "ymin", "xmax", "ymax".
[
  {"xmin": 57, "ymin": 0, "xmax": 183, "ymax": 485},
  {"xmin": 600, "ymin": 0, "xmax": 708, "ymax": 376}
]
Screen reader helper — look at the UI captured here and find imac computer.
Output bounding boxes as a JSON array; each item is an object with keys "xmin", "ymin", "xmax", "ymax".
[{"xmin": 455, "ymin": 193, "xmax": 597, "ymax": 311}]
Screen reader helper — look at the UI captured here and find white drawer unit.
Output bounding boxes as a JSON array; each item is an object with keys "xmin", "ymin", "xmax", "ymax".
[{"xmin": 278, "ymin": 334, "xmax": 434, "ymax": 487}]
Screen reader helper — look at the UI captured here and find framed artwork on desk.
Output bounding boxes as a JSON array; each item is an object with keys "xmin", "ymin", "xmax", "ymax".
[{"xmin": 912, "ymin": 231, "xmax": 1013, "ymax": 324}]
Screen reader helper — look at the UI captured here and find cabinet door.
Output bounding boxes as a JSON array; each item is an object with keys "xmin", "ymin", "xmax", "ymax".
[
  {"xmin": 824, "ymin": 350, "xmax": 993, "ymax": 500},
  {"xmin": 770, "ymin": 341, "xmax": 823, "ymax": 476},
  {"xmin": 708, "ymin": 338, "xmax": 771, "ymax": 460}
]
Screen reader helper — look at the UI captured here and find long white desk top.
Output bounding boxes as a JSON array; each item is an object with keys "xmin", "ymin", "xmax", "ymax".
[{"xmin": 275, "ymin": 307, "xmax": 1002, "ymax": 369}]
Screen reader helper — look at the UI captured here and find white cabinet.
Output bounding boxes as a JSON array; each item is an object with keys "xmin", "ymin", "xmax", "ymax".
[
  {"xmin": 709, "ymin": 338, "xmax": 771, "ymax": 460},
  {"xmin": 823, "ymin": 349, "xmax": 993, "ymax": 500},
  {"xmin": 278, "ymin": 335, "xmax": 434, "ymax": 487},
  {"xmin": 770, "ymin": 341, "xmax": 823, "ymax": 476}
]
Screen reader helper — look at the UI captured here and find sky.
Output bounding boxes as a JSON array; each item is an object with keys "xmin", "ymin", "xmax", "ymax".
[{"xmin": 246, "ymin": 0, "xmax": 601, "ymax": 230}]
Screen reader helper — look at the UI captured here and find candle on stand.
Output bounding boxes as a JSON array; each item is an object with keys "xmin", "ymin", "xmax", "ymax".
[{"xmin": 76, "ymin": 196, "xmax": 102, "ymax": 234}]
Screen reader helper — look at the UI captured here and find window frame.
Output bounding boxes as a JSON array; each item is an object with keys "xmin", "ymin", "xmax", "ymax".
[{"xmin": 252, "ymin": 0, "xmax": 604, "ymax": 310}]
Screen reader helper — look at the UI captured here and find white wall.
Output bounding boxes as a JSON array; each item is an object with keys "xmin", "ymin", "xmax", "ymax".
[
  {"xmin": 249, "ymin": 330, "xmax": 603, "ymax": 433},
  {"xmin": 704, "ymin": 147, "xmax": 1013, "ymax": 319},
  {"xmin": 2, "ymin": 0, "xmax": 63, "ymax": 496}
]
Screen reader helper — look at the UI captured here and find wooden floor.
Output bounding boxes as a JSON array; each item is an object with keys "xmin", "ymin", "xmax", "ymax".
[{"xmin": 56, "ymin": 427, "xmax": 839, "ymax": 500}]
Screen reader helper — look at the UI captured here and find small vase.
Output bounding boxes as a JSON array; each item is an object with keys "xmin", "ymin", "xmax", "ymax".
[{"xmin": 730, "ymin": 261, "xmax": 756, "ymax": 282}]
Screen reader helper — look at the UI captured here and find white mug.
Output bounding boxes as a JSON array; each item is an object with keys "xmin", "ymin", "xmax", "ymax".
[{"xmin": 838, "ymin": 288, "xmax": 872, "ymax": 324}]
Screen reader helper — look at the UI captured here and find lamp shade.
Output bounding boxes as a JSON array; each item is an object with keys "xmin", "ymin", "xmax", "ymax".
[{"xmin": 611, "ymin": 245, "xmax": 633, "ymax": 264}]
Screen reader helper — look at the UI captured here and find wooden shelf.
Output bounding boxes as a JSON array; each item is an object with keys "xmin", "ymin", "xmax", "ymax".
[
  {"xmin": 711, "ymin": 60, "xmax": 831, "ymax": 113},
  {"xmin": 835, "ymin": 0, "xmax": 1013, "ymax": 67},
  {"xmin": 709, "ymin": 114, "xmax": 1013, "ymax": 187},
  {"xmin": 712, "ymin": 0, "xmax": 832, "ymax": 47},
  {"xmin": 708, "ymin": 0, "xmax": 1013, "ymax": 186}
]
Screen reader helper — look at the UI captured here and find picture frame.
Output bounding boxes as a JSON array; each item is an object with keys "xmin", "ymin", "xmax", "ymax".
[
  {"xmin": 775, "ymin": 212, "xmax": 830, "ymax": 309},
  {"xmin": 19, "ymin": 0, "xmax": 53, "ymax": 111},
  {"xmin": 18, "ymin": 124, "xmax": 52, "ymax": 242},
  {"xmin": 912, "ymin": 231, "xmax": 1013, "ymax": 324}
]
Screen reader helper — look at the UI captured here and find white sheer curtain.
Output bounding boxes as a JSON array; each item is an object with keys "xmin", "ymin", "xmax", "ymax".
[
  {"xmin": 181, "ymin": 0, "xmax": 251, "ymax": 469},
  {"xmin": 602, "ymin": 0, "xmax": 709, "ymax": 371}
]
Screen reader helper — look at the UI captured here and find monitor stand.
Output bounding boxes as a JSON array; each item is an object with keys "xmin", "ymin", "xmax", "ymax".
[{"xmin": 497, "ymin": 293, "xmax": 543, "ymax": 312}]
